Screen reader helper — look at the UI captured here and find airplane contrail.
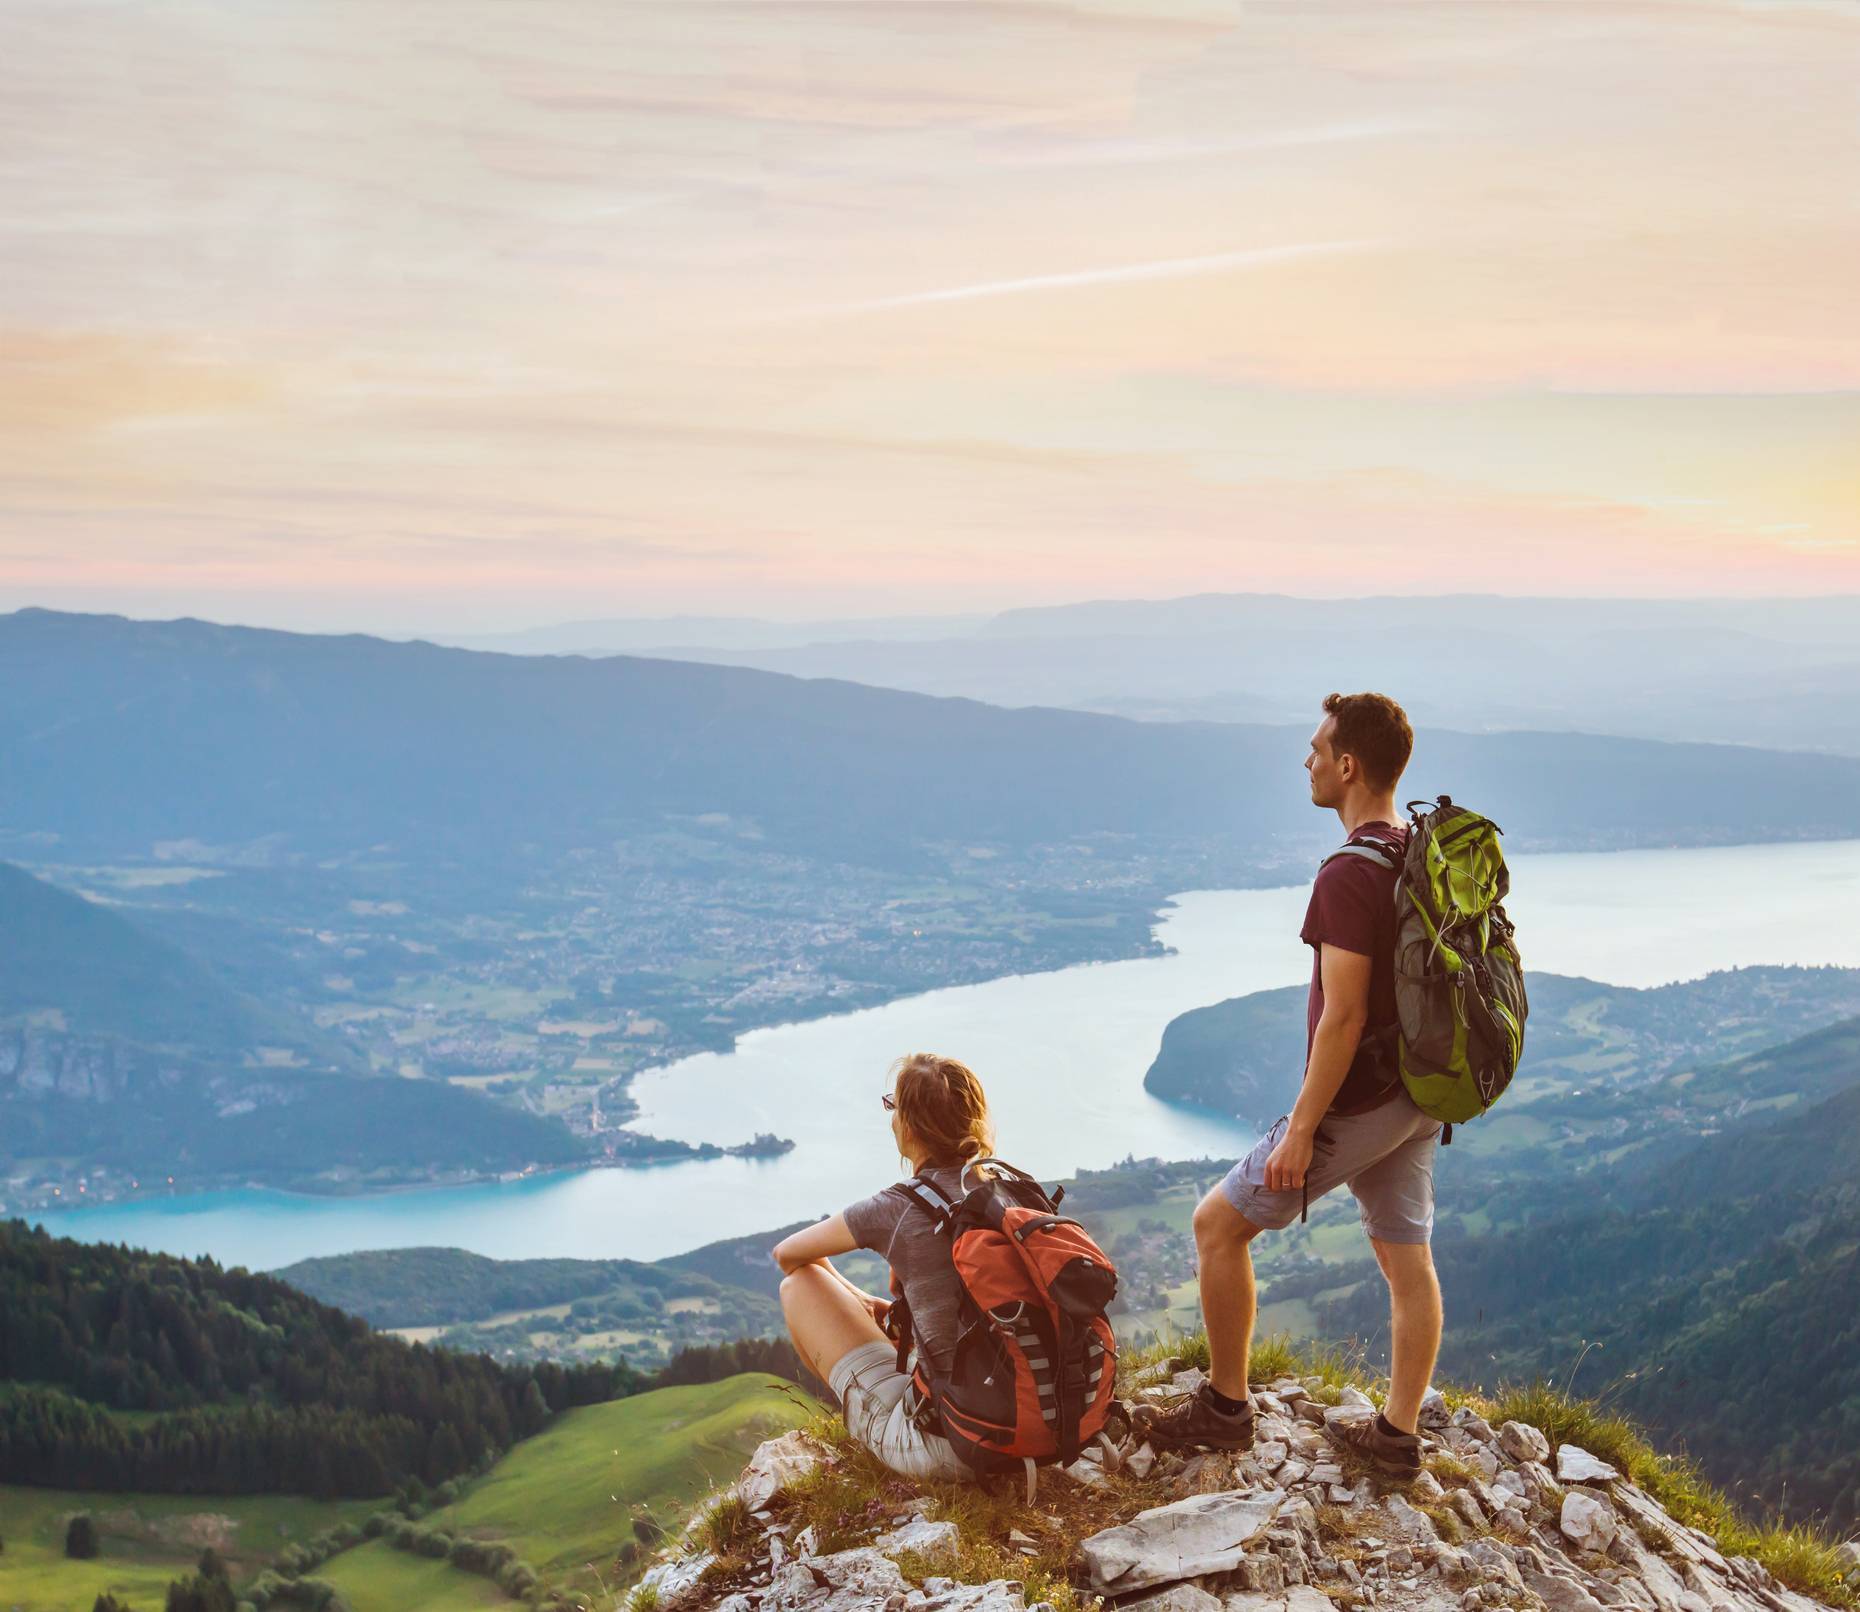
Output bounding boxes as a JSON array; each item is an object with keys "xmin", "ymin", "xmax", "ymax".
[{"xmin": 761, "ymin": 239, "xmax": 1388, "ymax": 322}]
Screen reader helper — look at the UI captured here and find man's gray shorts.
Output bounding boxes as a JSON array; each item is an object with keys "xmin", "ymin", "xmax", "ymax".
[{"xmin": 1219, "ymin": 1091, "xmax": 1443, "ymax": 1244}]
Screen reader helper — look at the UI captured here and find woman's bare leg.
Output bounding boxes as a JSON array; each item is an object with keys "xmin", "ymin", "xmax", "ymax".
[{"xmin": 780, "ymin": 1262, "xmax": 888, "ymax": 1385}]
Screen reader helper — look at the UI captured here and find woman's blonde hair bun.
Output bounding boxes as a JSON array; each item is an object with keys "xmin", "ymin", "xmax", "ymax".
[{"xmin": 889, "ymin": 1052, "xmax": 994, "ymax": 1169}]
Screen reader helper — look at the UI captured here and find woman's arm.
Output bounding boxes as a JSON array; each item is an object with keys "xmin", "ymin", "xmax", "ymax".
[
  {"xmin": 772, "ymin": 1213, "xmax": 857, "ymax": 1275},
  {"xmin": 772, "ymin": 1214, "xmax": 890, "ymax": 1321}
]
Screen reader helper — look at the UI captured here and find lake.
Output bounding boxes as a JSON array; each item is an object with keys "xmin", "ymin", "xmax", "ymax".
[{"xmin": 36, "ymin": 837, "xmax": 1860, "ymax": 1269}]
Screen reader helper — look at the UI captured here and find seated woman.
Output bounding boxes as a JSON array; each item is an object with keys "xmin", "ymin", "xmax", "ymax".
[{"xmin": 773, "ymin": 1051, "xmax": 992, "ymax": 1482}]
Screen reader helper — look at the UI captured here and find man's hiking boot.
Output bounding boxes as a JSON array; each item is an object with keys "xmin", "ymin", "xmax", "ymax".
[
  {"xmin": 1327, "ymin": 1412, "xmax": 1422, "ymax": 1478},
  {"xmin": 1131, "ymin": 1382, "xmax": 1255, "ymax": 1452}
]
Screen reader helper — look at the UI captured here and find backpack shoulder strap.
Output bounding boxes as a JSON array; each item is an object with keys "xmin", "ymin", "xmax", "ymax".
[
  {"xmin": 1321, "ymin": 841, "xmax": 1397, "ymax": 871},
  {"xmin": 886, "ymin": 1175, "xmax": 957, "ymax": 1232}
]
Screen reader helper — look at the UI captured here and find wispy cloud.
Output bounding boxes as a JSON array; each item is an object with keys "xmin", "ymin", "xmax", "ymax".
[
  {"xmin": 993, "ymin": 120, "xmax": 1440, "ymax": 170},
  {"xmin": 762, "ymin": 239, "xmax": 1389, "ymax": 321}
]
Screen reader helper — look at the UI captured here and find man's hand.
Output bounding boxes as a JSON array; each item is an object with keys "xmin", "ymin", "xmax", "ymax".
[{"xmin": 1264, "ymin": 1122, "xmax": 1316, "ymax": 1192}]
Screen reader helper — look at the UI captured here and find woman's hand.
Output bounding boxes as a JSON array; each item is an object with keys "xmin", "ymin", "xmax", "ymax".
[{"xmin": 866, "ymin": 1294, "xmax": 892, "ymax": 1328}]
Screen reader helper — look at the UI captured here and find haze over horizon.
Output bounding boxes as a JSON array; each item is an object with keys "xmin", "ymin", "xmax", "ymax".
[{"xmin": 5, "ymin": 0, "xmax": 1858, "ymax": 634}]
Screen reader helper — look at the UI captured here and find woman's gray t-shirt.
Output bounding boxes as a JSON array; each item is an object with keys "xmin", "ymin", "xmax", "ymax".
[{"xmin": 842, "ymin": 1164, "xmax": 969, "ymax": 1378}]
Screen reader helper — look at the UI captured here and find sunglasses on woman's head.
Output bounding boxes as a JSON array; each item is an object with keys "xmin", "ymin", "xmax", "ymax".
[{"xmin": 880, "ymin": 1092, "xmax": 897, "ymax": 1111}]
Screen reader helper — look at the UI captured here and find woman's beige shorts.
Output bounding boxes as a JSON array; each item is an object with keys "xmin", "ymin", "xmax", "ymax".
[{"xmin": 827, "ymin": 1340, "xmax": 970, "ymax": 1483}]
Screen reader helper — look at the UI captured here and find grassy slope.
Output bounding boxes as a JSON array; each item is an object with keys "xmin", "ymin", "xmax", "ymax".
[
  {"xmin": 318, "ymin": 1540, "xmax": 510, "ymax": 1611},
  {"xmin": 436, "ymin": 1375, "xmax": 808, "ymax": 1572},
  {"xmin": 0, "ymin": 1487, "xmax": 374, "ymax": 1612},
  {"xmin": 322, "ymin": 1375, "xmax": 818, "ymax": 1612}
]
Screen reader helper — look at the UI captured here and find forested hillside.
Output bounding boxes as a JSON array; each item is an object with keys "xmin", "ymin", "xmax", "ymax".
[
  {"xmin": 0, "ymin": 1221, "xmax": 639, "ymax": 1497},
  {"xmin": 1144, "ymin": 965, "xmax": 1860, "ymax": 1126}
]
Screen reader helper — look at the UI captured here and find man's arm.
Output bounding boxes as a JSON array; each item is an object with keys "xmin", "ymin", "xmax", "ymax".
[{"xmin": 1264, "ymin": 943, "xmax": 1372, "ymax": 1191}]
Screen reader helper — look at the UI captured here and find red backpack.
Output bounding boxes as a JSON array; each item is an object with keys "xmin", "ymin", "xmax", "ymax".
[{"xmin": 881, "ymin": 1158, "xmax": 1119, "ymax": 1488}]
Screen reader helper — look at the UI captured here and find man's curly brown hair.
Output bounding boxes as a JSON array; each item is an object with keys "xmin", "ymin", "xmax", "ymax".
[{"xmin": 1321, "ymin": 691, "xmax": 1413, "ymax": 791}]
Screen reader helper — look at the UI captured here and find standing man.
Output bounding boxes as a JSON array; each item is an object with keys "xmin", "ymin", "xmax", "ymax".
[{"xmin": 1136, "ymin": 691, "xmax": 1441, "ymax": 1477}]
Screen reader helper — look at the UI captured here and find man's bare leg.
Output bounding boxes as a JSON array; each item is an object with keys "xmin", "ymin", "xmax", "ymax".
[
  {"xmin": 1371, "ymin": 1237, "xmax": 1442, "ymax": 1432},
  {"xmin": 1193, "ymin": 1188, "xmax": 1263, "ymax": 1401}
]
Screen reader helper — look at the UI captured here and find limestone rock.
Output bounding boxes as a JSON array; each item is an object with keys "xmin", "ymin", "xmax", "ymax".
[
  {"xmin": 1464, "ymin": 1540, "xmax": 1525, "ymax": 1591},
  {"xmin": 641, "ymin": 1551, "xmax": 719, "ymax": 1610},
  {"xmin": 1418, "ymin": 1388, "xmax": 1451, "ymax": 1430},
  {"xmin": 1525, "ymin": 1569, "xmax": 1610, "ymax": 1612},
  {"xmin": 1450, "ymin": 1409, "xmax": 1496, "ymax": 1444},
  {"xmin": 1498, "ymin": 1421, "xmax": 1552, "ymax": 1465},
  {"xmin": 1128, "ymin": 1442, "xmax": 1159, "ymax": 1480},
  {"xmin": 877, "ymin": 1516, "xmax": 961, "ymax": 1569},
  {"xmin": 1339, "ymin": 1386, "xmax": 1376, "ymax": 1410},
  {"xmin": 1079, "ymin": 1488, "xmax": 1285, "ymax": 1595},
  {"xmin": 1495, "ymin": 1506, "xmax": 1530, "ymax": 1539},
  {"xmin": 1121, "ymin": 1585, "xmax": 1225, "ymax": 1612},
  {"xmin": 1557, "ymin": 1445, "xmax": 1622, "ymax": 1485},
  {"xmin": 907, "ymin": 1577, "xmax": 1033, "ymax": 1612},
  {"xmin": 1836, "ymin": 1541, "xmax": 1860, "ymax": 1590},
  {"xmin": 764, "ymin": 1545, "xmax": 910, "ymax": 1612},
  {"xmin": 1562, "ymin": 1492, "xmax": 1619, "ymax": 1555},
  {"xmin": 1383, "ymin": 1494, "xmax": 1440, "ymax": 1544},
  {"xmin": 1065, "ymin": 1456, "xmax": 1109, "ymax": 1487},
  {"xmin": 737, "ymin": 1430, "xmax": 825, "ymax": 1511},
  {"xmin": 1446, "ymin": 1489, "xmax": 1486, "ymax": 1533},
  {"xmin": 1324, "ymin": 1403, "xmax": 1376, "ymax": 1429},
  {"xmin": 1285, "ymin": 1588, "xmax": 1338, "ymax": 1612},
  {"xmin": 1412, "ymin": 1469, "xmax": 1446, "ymax": 1503},
  {"xmin": 1235, "ymin": 1554, "xmax": 1287, "ymax": 1593}
]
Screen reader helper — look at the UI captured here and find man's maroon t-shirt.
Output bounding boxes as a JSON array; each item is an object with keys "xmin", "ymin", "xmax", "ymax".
[{"xmin": 1302, "ymin": 821, "xmax": 1408, "ymax": 1116}]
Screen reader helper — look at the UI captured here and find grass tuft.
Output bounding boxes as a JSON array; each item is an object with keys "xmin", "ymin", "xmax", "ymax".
[{"xmin": 1424, "ymin": 1450, "xmax": 1475, "ymax": 1486}]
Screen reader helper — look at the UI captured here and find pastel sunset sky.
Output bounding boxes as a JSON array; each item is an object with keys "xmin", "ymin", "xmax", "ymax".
[{"xmin": 2, "ymin": 0, "xmax": 1856, "ymax": 631}]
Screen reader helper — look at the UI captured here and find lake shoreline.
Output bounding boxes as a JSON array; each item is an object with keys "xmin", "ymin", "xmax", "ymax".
[{"xmin": 33, "ymin": 838, "xmax": 1860, "ymax": 1271}]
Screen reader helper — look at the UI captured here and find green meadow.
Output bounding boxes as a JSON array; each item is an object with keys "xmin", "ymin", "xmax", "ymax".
[
  {"xmin": 318, "ymin": 1540, "xmax": 511, "ymax": 1611},
  {"xmin": 0, "ymin": 1487, "xmax": 374, "ymax": 1612},
  {"xmin": 418, "ymin": 1373, "xmax": 814, "ymax": 1606}
]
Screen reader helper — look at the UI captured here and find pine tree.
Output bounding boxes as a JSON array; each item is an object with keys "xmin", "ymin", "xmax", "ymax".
[{"xmin": 65, "ymin": 1511, "xmax": 100, "ymax": 1559}]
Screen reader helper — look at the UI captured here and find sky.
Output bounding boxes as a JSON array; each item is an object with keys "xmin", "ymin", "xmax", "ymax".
[{"xmin": 1, "ymin": 0, "xmax": 1857, "ymax": 633}]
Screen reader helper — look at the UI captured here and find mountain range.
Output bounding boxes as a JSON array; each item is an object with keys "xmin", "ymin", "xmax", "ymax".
[
  {"xmin": 422, "ymin": 593, "xmax": 1860, "ymax": 757},
  {"xmin": 8, "ymin": 608, "xmax": 1860, "ymax": 873}
]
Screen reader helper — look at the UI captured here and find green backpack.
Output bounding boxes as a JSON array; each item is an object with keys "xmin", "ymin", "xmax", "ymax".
[{"xmin": 1331, "ymin": 795, "xmax": 1528, "ymax": 1138}]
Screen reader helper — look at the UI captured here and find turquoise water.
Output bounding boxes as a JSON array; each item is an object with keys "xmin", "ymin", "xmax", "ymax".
[{"xmin": 35, "ymin": 838, "xmax": 1860, "ymax": 1269}]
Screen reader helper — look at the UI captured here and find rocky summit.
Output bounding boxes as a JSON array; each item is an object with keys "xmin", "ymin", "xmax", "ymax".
[{"xmin": 637, "ymin": 1373, "xmax": 1853, "ymax": 1612}]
